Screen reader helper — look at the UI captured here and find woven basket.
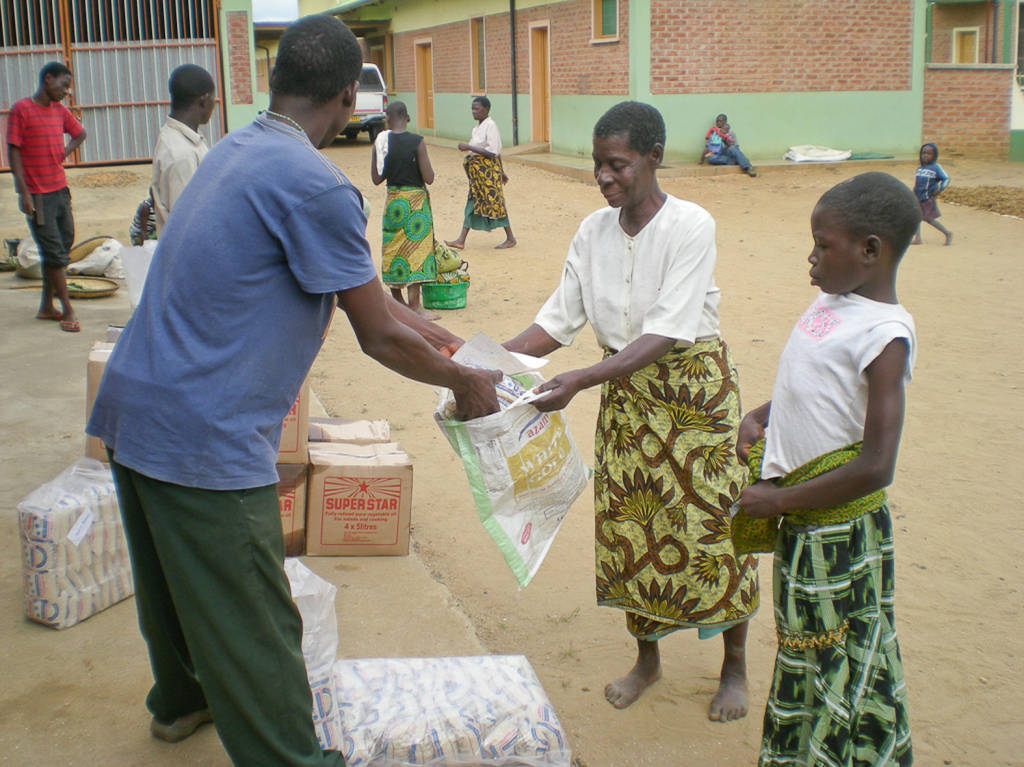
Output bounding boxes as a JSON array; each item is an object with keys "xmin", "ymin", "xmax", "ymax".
[{"xmin": 422, "ymin": 281, "xmax": 468, "ymax": 310}]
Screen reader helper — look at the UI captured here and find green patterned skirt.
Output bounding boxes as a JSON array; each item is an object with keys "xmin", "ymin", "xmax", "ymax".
[
  {"xmin": 594, "ymin": 339, "xmax": 759, "ymax": 640},
  {"xmin": 382, "ymin": 186, "xmax": 438, "ymax": 287},
  {"xmin": 759, "ymin": 505, "xmax": 913, "ymax": 766}
]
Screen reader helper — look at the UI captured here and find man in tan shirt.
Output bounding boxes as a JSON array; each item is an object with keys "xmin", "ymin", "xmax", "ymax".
[{"xmin": 149, "ymin": 64, "xmax": 216, "ymax": 234}]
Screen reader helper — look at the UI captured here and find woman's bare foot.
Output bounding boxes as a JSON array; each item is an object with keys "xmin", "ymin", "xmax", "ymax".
[
  {"xmin": 605, "ymin": 639, "xmax": 661, "ymax": 709},
  {"xmin": 708, "ymin": 664, "xmax": 748, "ymax": 721},
  {"xmin": 944, "ymin": 232, "xmax": 953, "ymax": 246},
  {"xmin": 444, "ymin": 240, "xmax": 465, "ymax": 250},
  {"xmin": 708, "ymin": 623, "xmax": 749, "ymax": 722},
  {"xmin": 495, "ymin": 238, "xmax": 517, "ymax": 249}
]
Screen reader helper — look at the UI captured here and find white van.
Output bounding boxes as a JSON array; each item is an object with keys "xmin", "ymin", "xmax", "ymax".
[{"xmin": 343, "ymin": 63, "xmax": 387, "ymax": 141}]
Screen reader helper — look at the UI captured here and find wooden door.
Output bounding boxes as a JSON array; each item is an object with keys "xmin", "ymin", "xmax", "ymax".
[
  {"xmin": 415, "ymin": 42, "xmax": 434, "ymax": 130},
  {"xmin": 530, "ymin": 26, "xmax": 550, "ymax": 143}
]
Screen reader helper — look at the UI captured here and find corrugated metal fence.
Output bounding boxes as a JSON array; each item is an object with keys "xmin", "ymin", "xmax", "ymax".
[{"xmin": 1, "ymin": 0, "xmax": 224, "ymax": 170}]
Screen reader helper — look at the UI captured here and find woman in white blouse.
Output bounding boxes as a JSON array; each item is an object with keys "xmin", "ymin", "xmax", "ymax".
[{"xmin": 503, "ymin": 101, "xmax": 756, "ymax": 724}]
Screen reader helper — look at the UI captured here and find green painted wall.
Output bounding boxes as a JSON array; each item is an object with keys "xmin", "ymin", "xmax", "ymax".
[
  {"xmin": 220, "ymin": 0, "xmax": 264, "ymax": 131},
  {"xmin": 1011, "ymin": 130, "xmax": 1024, "ymax": 162},
  {"xmin": 394, "ymin": 91, "xmax": 521, "ymax": 142}
]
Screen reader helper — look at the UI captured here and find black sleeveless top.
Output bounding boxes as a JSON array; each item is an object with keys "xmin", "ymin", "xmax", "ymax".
[{"xmin": 383, "ymin": 131, "xmax": 424, "ymax": 188}]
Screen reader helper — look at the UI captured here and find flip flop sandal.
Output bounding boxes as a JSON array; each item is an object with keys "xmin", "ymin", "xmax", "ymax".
[{"xmin": 59, "ymin": 319, "xmax": 81, "ymax": 333}]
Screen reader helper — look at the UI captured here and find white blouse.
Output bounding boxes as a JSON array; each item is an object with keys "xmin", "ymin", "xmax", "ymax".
[
  {"xmin": 534, "ymin": 195, "xmax": 722, "ymax": 352},
  {"xmin": 469, "ymin": 117, "xmax": 502, "ymax": 156}
]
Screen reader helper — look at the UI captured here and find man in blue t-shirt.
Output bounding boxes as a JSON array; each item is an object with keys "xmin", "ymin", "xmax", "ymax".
[{"xmin": 87, "ymin": 16, "xmax": 498, "ymax": 766}]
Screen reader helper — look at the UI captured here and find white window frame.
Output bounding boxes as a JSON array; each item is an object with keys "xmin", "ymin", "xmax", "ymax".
[
  {"xmin": 590, "ymin": 0, "xmax": 619, "ymax": 45},
  {"xmin": 951, "ymin": 26, "xmax": 980, "ymax": 64},
  {"xmin": 469, "ymin": 16, "xmax": 487, "ymax": 95}
]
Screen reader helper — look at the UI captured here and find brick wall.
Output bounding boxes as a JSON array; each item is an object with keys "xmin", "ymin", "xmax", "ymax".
[
  {"xmin": 650, "ymin": 0, "xmax": 914, "ymax": 94},
  {"xmin": 226, "ymin": 11, "xmax": 253, "ymax": 105},
  {"xmin": 922, "ymin": 67, "xmax": 1012, "ymax": 158},
  {"xmin": 393, "ymin": 0, "xmax": 628, "ymax": 96}
]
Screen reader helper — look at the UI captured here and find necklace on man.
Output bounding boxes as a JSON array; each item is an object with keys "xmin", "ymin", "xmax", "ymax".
[{"xmin": 264, "ymin": 109, "xmax": 305, "ymax": 135}]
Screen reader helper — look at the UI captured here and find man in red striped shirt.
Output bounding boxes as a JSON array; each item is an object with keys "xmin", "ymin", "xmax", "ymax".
[{"xmin": 7, "ymin": 62, "xmax": 87, "ymax": 332}]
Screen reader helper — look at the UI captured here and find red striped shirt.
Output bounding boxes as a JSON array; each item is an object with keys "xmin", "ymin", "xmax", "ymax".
[{"xmin": 6, "ymin": 97, "xmax": 84, "ymax": 194}]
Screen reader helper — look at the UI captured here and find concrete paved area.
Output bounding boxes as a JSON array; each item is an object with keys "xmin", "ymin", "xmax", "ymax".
[{"xmin": 0, "ymin": 274, "xmax": 485, "ymax": 765}]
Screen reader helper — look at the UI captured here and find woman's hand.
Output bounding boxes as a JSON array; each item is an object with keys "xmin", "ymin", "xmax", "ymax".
[
  {"xmin": 736, "ymin": 481, "xmax": 786, "ymax": 519},
  {"xmin": 457, "ymin": 142, "xmax": 470, "ymax": 152},
  {"xmin": 736, "ymin": 411, "xmax": 766, "ymax": 462},
  {"xmin": 530, "ymin": 370, "xmax": 588, "ymax": 412}
]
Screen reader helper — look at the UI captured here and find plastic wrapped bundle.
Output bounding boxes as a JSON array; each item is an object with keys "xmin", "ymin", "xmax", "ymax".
[
  {"xmin": 334, "ymin": 654, "xmax": 572, "ymax": 767},
  {"xmin": 284, "ymin": 558, "xmax": 343, "ymax": 750},
  {"xmin": 18, "ymin": 458, "xmax": 134, "ymax": 629}
]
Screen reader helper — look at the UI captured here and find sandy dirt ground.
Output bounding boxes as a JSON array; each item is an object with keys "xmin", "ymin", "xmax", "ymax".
[{"xmin": 1, "ymin": 138, "xmax": 1022, "ymax": 767}]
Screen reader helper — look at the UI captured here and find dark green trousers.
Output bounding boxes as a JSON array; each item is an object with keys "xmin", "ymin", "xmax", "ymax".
[{"xmin": 109, "ymin": 456, "xmax": 344, "ymax": 766}]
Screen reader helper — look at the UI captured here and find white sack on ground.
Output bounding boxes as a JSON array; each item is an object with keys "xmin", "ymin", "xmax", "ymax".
[{"xmin": 783, "ymin": 145, "xmax": 852, "ymax": 163}]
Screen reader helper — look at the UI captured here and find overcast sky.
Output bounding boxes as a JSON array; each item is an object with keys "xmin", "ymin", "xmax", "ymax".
[{"xmin": 253, "ymin": 0, "xmax": 298, "ymax": 21}]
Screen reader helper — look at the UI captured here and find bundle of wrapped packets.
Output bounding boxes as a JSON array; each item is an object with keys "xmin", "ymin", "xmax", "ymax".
[
  {"xmin": 284, "ymin": 561, "xmax": 572, "ymax": 766},
  {"xmin": 18, "ymin": 458, "xmax": 134, "ymax": 629},
  {"xmin": 334, "ymin": 655, "xmax": 571, "ymax": 767}
]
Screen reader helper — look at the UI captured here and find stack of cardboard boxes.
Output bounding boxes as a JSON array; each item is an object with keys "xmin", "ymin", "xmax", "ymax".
[
  {"xmin": 286, "ymin": 385, "xmax": 413, "ymax": 556},
  {"xmin": 85, "ymin": 341, "xmax": 414, "ymax": 558}
]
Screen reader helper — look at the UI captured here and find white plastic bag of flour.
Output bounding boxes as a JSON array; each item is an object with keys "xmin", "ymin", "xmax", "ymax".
[
  {"xmin": 434, "ymin": 335, "xmax": 589, "ymax": 587},
  {"xmin": 334, "ymin": 654, "xmax": 572, "ymax": 767},
  {"xmin": 18, "ymin": 458, "xmax": 134, "ymax": 629},
  {"xmin": 120, "ymin": 240, "xmax": 157, "ymax": 311},
  {"xmin": 285, "ymin": 558, "xmax": 343, "ymax": 751}
]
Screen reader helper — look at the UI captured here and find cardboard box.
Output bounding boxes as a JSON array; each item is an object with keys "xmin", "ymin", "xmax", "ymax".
[
  {"xmin": 85, "ymin": 342, "xmax": 117, "ymax": 462},
  {"xmin": 278, "ymin": 379, "xmax": 310, "ymax": 464},
  {"xmin": 308, "ymin": 417, "xmax": 391, "ymax": 445},
  {"xmin": 277, "ymin": 463, "xmax": 307, "ymax": 556},
  {"xmin": 306, "ymin": 442, "xmax": 413, "ymax": 556}
]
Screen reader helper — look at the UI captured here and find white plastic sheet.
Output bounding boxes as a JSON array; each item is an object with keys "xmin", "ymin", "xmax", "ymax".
[{"xmin": 284, "ymin": 558, "xmax": 343, "ymax": 751}]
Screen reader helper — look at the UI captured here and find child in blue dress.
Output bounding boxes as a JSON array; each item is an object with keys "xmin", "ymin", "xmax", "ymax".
[
  {"xmin": 911, "ymin": 141, "xmax": 951, "ymax": 245},
  {"xmin": 734, "ymin": 172, "xmax": 918, "ymax": 766}
]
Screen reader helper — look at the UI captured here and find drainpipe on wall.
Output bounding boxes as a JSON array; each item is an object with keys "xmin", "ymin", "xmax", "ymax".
[
  {"xmin": 990, "ymin": 0, "xmax": 1000, "ymax": 62},
  {"xmin": 510, "ymin": 0, "xmax": 518, "ymax": 146}
]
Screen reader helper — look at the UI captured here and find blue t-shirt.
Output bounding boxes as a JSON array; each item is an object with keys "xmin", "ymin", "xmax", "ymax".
[
  {"xmin": 87, "ymin": 116, "xmax": 378, "ymax": 490},
  {"xmin": 913, "ymin": 162, "xmax": 949, "ymax": 201}
]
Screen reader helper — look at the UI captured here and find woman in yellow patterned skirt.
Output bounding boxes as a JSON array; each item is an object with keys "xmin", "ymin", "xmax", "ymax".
[
  {"xmin": 445, "ymin": 96, "xmax": 516, "ymax": 250},
  {"xmin": 371, "ymin": 101, "xmax": 438, "ymax": 317},
  {"xmin": 504, "ymin": 102, "xmax": 758, "ymax": 722}
]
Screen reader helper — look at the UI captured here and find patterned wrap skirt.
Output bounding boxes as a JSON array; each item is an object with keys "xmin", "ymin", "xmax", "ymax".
[
  {"xmin": 382, "ymin": 186, "xmax": 438, "ymax": 287},
  {"xmin": 759, "ymin": 505, "xmax": 913, "ymax": 766},
  {"xmin": 462, "ymin": 154, "xmax": 509, "ymax": 230},
  {"xmin": 594, "ymin": 338, "xmax": 759, "ymax": 640}
]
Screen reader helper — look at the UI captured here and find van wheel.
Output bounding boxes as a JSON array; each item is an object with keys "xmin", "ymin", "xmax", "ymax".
[
  {"xmin": 367, "ymin": 124, "xmax": 382, "ymax": 142},
  {"xmin": 344, "ymin": 130, "xmax": 359, "ymax": 141}
]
